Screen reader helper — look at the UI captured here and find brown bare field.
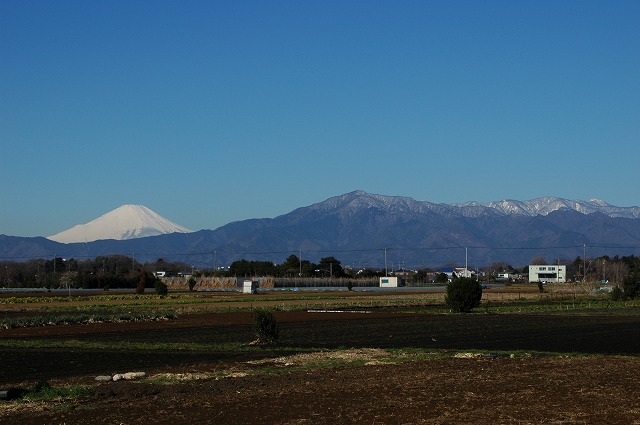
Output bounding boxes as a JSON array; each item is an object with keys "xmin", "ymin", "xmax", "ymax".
[{"xmin": 1, "ymin": 286, "xmax": 639, "ymax": 424}]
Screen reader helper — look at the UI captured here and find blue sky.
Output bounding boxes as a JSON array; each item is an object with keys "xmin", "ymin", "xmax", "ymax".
[{"xmin": 2, "ymin": 1, "xmax": 639, "ymax": 237}]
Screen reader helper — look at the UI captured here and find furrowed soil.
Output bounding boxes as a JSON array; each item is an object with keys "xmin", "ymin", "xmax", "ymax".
[{"xmin": 1, "ymin": 310, "xmax": 640, "ymax": 424}]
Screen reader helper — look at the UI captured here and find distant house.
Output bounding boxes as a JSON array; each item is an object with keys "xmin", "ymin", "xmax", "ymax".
[
  {"xmin": 441, "ymin": 267, "xmax": 475, "ymax": 281},
  {"xmin": 529, "ymin": 265, "xmax": 566, "ymax": 283},
  {"xmin": 496, "ymin": 272, "xmax": 525, "ymax": 282},
  {"xmin": 453, "ymin": 268, "xmax": 474, "ymax": 279},
  {"xmin": 496, "ymin": 272, "xmax": 514, "ymax": 282}
]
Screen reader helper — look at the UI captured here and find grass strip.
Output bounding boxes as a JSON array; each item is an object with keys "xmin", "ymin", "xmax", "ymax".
[
  {"xmin": 0, "ymin": 311, "xmax": 178, "ymax": 329},
  {"xmin": 21, "ymin": 380, "xmax": 91, "ymax": 402},
  {"xmin": 0, "ymin": 338, "xmax": 317, "ymax": 354},
  {"xmin": 0, "ymin": 294, "xmax": 350, "ymax": 304}
]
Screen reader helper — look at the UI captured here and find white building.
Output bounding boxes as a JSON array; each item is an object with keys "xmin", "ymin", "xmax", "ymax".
[
  {"xmin": 454, "ymin": 268, "xmax": 474, "ymax": 279},
  {"xmin": 243, "ymin": 280, "xmax": 258, "ymax": 294},
  {"xmin": 529, "ymin": 265, "xmax": 566, "ymax": 283},
  {"xmin": 380, "ymin": 276, "xmax": 401, "ymax": 287},
  {"xmin": 441, "ymin": 267, "xmax": 475, "ymax": 282}
]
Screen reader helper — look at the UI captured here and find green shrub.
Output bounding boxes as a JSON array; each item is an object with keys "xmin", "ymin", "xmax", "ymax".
[
  {"xmin": 188, "ymin": 277, "xmax": 197, "ymax": 291},
  {"xmin": 623, "ymin": 273, "xmax": 640, "ymax": 299},
  {"xmin": 611, "ymin": 286, "xmax": 625, "ymax": 301},
  {"xmin": 253, "ymin": 310, "xmax": 279, "ymax": 344},
  {"xmin": 136, "ymin": 270, "xmax": 156, "ymax": 294},
  {"xmin": 445, "ymin": 277, "xmax": 483, "ymax": 313},
  {"xmin": 154, "ymin": 280, "xmax": 168, "ymax": 297}
]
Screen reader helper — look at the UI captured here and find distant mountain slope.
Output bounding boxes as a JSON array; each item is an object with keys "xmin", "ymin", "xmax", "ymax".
[
  {"xmin": 303, "ymin": 191, "xmax": 640, "ymax": 219},
  {"xmin": 457, "ymin": 197, "xmax": 640, "ymax": 218},
  {"xmin": 47, "ymin": 205, "xmax": 192, "ymax": 243},
  {"xmin": 2, "ymin": 191, "xmax": 640, "ymax": 267}
]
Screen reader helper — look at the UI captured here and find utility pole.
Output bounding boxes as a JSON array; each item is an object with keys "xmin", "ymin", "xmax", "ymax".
[
  {"xmin": 465, "ymin": 247, "xmax": 468, "ymax": 277},
  {"xmin": 384, "ymin": 248, "xmax": 388, "ymax": 277},
  {"xmin": 583, "ymin": 244, "xmax": 587, "ymax": 282}
]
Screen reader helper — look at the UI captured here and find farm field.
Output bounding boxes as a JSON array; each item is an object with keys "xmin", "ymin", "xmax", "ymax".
[{"xmin": 1, "ymin": 285, "xmax": 639, "ymax": 424}]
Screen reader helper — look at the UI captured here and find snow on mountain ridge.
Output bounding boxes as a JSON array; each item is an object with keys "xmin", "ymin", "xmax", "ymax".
[
  {"xmin": 456, "ymin": 196, "xmax": 640, "ymax": 218},
  {"xmin": 312, "ymin": 191, "xmax": 444, "ymax": 217},
  {"xmin": 309, "ymin": 192, "xmax": 640, "ymax": 219},
  {"xmin": 47, "ymin": 205, "xmax": 192, "ymax": 243}
]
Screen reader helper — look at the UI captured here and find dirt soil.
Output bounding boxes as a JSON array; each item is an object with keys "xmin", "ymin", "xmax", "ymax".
[{"xmin": 1, "ymin": 311, "xmax": 640, "ymax": 424}]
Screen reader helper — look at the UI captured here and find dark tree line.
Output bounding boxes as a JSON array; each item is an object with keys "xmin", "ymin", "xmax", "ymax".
[
  {"xmin": 228, "ymin": 255, "xmax": 348, "ymax": 278},
  {"xmin": 0, "ymin": 256, "xmax": 191, "ymax": 290},
  {"xmin": 2, "ymin": 253, "xmax": 640, "ymax": 298}
]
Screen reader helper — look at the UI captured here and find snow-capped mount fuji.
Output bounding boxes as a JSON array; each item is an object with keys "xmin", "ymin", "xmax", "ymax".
[{"xmin": 47, "ymin": 205, "xmax": 192, "ymax": 243}]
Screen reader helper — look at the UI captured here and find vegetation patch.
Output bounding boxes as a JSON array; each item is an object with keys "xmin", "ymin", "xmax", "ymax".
[
  {"xmin": 445, "ymin": 277, "xmax": 483, "ymax": 312},
  {"xmin": 2, "ymin": 380, "xmax": 91, "ymax": 403},
  {"xmin": 252, "ymin": 309, "xmax": 279, "ymax": 344},
  {"xmin": 0, "ymin": 338, "xmax": 318, "ymax": 355},
  {"xmin": 0, "ymin": 311, "xmax": 177, "ymax": 329},
  {"xmin": 22, "ymin": 380, "xmax": 90, "ymax": 402}
]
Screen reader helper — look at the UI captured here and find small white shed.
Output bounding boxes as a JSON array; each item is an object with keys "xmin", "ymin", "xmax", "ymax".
[
  {"xmin": 380, "ymin": 276, "xmax": 400, "ymax": 288},
  {"xmin": 243, "ymin": 280, "xmax": 258, "ymax": 294}
]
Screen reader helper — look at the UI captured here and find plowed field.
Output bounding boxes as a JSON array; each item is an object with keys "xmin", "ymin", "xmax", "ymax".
[{"xmin": 2, "ymin": 310, "xmax": 640, "ymax": 424}]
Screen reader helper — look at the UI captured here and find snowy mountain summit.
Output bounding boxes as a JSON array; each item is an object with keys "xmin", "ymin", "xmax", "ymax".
[
  {"xmin": 307, "ymin": 191, "xmax": 640, "ymax": 219},
  {"xmin": 47, "ymin": 205, "xmax": 192, "ymax": 243}
]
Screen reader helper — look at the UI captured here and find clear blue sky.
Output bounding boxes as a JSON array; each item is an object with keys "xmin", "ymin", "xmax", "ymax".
[{"xmin": 2, "ymin": 1, "xmax": 639, "ymax": 237}]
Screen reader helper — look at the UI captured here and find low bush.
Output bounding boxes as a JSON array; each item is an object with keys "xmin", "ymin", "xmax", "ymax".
[
  {"xmin": 253, "ymin": 310, "xmax": 279, "ymax": 344},
  {"xmin": 623, "ymin": 274, "xmax": 640, "ymax": 299},
  {"xmin": 611, "ymin": 286, "xmax": 625, "ymax": 301},
  {"xmin": 188, "ymin": 277, "xmax": 197, "ymax": 291},
  {"xmin": 445, "ymin": 277, "xmax": 483, "ymax": 313},
  {"xmin": 154, "ymin": 280, "xmax": 168, "ymax": 297}
]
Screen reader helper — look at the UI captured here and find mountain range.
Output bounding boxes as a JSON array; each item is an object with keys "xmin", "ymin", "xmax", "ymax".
[{"xmin": 2, "ymin": 191, "xmax": 640, "ymax": 268}]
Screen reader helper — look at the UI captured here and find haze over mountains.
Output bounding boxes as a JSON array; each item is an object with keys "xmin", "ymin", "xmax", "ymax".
[{"xmin": 2, "ymin": 191, "xmax": 640, "ymax": 268}]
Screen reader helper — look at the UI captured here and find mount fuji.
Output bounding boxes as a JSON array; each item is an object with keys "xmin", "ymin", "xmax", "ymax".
[{"xmin": 47, "ymin": 205, "xmax": 192, "ymax": 243}]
